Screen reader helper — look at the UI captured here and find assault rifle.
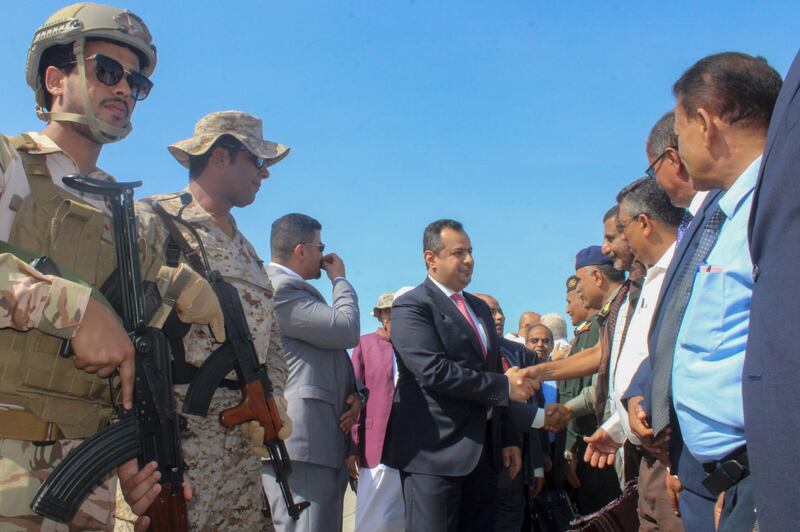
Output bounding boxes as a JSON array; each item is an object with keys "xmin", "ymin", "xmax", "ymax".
[
  {"xmin": 31, "ymin": 176, "xmax": 188, "ymax": 531},
  {"xmin": 147, "ymin": 196, "xmax": 310, "ymax": 520}
]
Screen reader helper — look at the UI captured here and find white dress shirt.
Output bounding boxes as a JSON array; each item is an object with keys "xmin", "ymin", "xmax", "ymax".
[{"xmin": 601, "ymin": 242, "xmax": 676, "ymax": 444}]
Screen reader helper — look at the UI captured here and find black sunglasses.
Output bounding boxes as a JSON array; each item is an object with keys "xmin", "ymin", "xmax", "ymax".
[
  {"xmin": 68, "ymin": 54, "xmax": 154, "ymax": 101},
  {"xmin": 645, "ymin": 147, "xmax": 676, "ymax": 179}
]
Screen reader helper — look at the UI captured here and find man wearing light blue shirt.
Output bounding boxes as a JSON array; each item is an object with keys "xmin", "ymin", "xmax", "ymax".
[{"xmin": 662, "ymin": 52, "xmax": 781, "ymax": 532}]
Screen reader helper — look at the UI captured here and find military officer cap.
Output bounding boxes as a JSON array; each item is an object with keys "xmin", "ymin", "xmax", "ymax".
[
  {"xmin": 574, "ymin": 245, "xmax": 613, "ymax": 270},
  {"xmin": 566, "ymin": 275, "xmax": 579, "ymax": 292}
]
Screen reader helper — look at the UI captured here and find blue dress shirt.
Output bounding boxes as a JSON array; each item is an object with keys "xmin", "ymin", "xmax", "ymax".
[{"xmin": 672, "ymin": 156, "xmax": 761, "ymax": 463}]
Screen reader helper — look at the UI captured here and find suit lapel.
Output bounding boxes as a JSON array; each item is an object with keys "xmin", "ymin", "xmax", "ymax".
[
  {"xmin": 649, "ymin": 190, "xmax": 723, "ymax": 337},
  {"xmin": 465, "ymin": 292, "xmax": 497, "ymax": 371},
  {"xmin": 424, "ymin": 278, "xmax": 485, "ymax": 362}
]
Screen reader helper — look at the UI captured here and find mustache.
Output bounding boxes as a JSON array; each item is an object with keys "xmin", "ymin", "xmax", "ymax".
[{"xmin": 100, "ymin": 97, "xmax": 130, "ymax": 118}]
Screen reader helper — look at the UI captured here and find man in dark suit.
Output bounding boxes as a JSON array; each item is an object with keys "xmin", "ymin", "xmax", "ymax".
[
  {"xmin": 382, "ymin": 219, "xmax": 543, "ymax": 532},
  {"xmin": 745, "ymin": 48, "xmax": 800, "ymax": 531}
]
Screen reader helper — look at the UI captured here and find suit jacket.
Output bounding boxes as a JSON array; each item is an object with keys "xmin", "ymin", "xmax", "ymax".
[
  {"xmin": 499, "ymin": 338, "xmax": 545, "ymax": 483},
  {"xmin": 267, "ymin": 264, "xmax": 360, "ymax": 469},
  {"xmin": 745, "ymin": 49, "xmax": 800, "ymax": 531},
  {"xmin": 350, "ymin": 332, "xmax": 395, "ymax": 468},
  {"xmin": 631, "ymin": 191, "xmax": 723, "ymax": 501},
  {"xmin": 382, "ymin": 278, "xmax": 513, "ymax": 476}
]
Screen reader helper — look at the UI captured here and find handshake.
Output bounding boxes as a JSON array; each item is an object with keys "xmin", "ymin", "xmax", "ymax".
[{"xmin": 505, "ymin": 366, "xmax": 542, "ymax": 402}]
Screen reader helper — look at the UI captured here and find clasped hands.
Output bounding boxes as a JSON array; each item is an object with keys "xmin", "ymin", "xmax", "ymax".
[{"xmin": 505, "ymin": 365, "xmax": 542, "ymax": 402}]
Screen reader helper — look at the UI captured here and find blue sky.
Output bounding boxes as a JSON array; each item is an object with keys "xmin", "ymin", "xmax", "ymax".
[{"xmin": 3, "ymin": 1, "xmax": 799, "ymax": 338}]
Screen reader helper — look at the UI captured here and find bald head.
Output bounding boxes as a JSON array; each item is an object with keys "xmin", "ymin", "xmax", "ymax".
[
  {"xmin": 517, "ymin": 311, "xmax": 541, "ymax": 338},
  {"xmin": 474, "ymin": 293, "xmax": 505, "ymax": 336}
]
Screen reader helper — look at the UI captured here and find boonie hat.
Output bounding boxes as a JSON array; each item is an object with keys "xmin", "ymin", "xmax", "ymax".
[{"xmin": 168, "ymin": 110, "xmax": 289, "ymax": 169}]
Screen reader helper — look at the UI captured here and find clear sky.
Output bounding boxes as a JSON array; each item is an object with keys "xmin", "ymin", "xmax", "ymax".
[{"xmin": 3, "ymin": 1, "xmax": 799, "ymax": 338}]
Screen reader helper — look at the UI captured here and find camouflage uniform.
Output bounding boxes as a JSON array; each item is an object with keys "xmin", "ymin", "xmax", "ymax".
[
  {"xmin": 0, "ymin": 132, "xmax": 126, "ymax": 531},
  {"xmin": 134, "ymin": 191, "xmax": 288, "ymax": 530}
]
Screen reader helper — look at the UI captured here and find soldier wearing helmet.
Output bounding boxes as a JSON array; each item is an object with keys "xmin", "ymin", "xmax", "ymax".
[{"xmin": 0, "ymin": 4, "xmax": 221, "ymax": 529}]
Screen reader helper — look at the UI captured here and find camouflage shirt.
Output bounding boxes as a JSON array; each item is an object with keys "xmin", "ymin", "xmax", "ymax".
[
  {"xmin": 0, "ymin": 253, "xmax": 90, "ymax": 339},
  {"xmin": 137, "ymin": 189, "xmax": 288, "ymax": 395}
]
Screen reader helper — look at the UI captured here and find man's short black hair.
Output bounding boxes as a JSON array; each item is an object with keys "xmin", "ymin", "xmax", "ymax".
[
  {"xmin": 271, "ymin": 213, "xmax": 322, "ymax": 259},
  {"xmin": 673, "ymin": 52, "xmax": 782, "ymax": 130},
  {"xmin": 423, "ymin": 219, "xmax": 464, "ymax": 254},
  {"xmin": 188, "ymin": 135, "xmax": 242, "ymax": 179},
  {"xmin": 603, "ymin": 205, "xmax": 619, "ymax": 222},
  {"xmin": 646, "ymin": 111, "xmax": 678, "ymax": 159},
  {"xmin": 617, "ymin": 176, "xmax": 684, "ymax": 229},
  {"xmin": 596, "ymin": 262, "xmax": 626, "ymax": 284}
]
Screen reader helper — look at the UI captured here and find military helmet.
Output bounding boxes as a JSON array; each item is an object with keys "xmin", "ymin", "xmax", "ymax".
[{"xmin": 26, "ymin": 3, "xmax": 157, "ymax": 143}]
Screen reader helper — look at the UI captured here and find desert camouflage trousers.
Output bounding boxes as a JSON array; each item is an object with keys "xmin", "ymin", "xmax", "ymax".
[
  {"xmin": 114, "ymin": 385, "xmax": 272, "ymax": 531},
  {"xmin": 0, "ymin": 437, "xmax": 116, "ymax": 531}
]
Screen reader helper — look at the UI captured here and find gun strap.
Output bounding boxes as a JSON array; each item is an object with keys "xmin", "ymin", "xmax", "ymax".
[{"xmin": 140, "ymin": 198, "xmax": 238, "ymax": 389}]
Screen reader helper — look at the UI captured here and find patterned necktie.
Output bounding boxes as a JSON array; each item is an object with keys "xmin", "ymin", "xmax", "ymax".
[
  {"xmin": 451, "ymin": 293, "xmax": 487, "ymax": 358},
  {"xmin": 676, "ymin": 209, "xmax": 694, "ymax": 243},
  {"xmin": 594, "ymin": 262, "xmax": 646, "ymax": 423},
  {"xmin": 650, "ymin": 205, "xmax": 726, "ymax": 434},
  {"xmin": 594, "ymin": 283, "xmax": 628, "ymax": 424}
]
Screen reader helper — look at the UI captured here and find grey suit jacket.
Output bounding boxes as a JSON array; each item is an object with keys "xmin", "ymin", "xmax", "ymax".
[{"xmin": 268, "ymin": 264, "xmax": 360, "ymax": 469}]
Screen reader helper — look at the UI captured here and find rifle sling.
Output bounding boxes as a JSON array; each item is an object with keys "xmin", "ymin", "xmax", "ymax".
[{"xmin": 141, "ymin": 199, "xmax": 237, "ymax": 390}]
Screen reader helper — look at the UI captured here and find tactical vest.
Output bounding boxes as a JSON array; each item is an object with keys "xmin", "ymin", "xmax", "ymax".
[{"xmin": 0, "ymin": 134, "xmax": 117, "ymax": 438}]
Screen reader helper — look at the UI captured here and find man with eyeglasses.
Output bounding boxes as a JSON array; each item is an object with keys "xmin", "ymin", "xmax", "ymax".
[
  {"xmin": 584, "ymin": 178, "xmax": 686, "ymax": 531},
  {"xmin": 0, "ymin": 4, "xmax": 222, "ymax": 529},
  {"xmin": 134, "ymin": 110, "xmax": 293, "ymax": 529},
  {"xmin": 265, "ymin": 212, "xmax": 362, "ymax": 532},
  {"xmin": 644, "ymin": 112, "xmax": 709, "ymax": 241}
]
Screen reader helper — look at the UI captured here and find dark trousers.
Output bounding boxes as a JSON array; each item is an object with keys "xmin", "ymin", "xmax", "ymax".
[
  {"xmin": 718, "ymin": 475, "xmax": 756, "ymax": 532},
  {"xmin": 401, "ymin": 441, "xmax": 498, "ymax": 532},
  {"xmin": 637, "ymin": 459, "xmax": 684, "ymax": 532},
  {"xmin": 572, "ymin": 439, "xmax": 620, "ymax": 515},
  {"xmin": 494, "ymin": 466, "xmax": 524, "ymax": 532}
]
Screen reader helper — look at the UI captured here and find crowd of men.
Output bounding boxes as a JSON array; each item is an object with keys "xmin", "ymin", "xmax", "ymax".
[{"xmin": 1, "ymin": 2, "xmax": 799, "ymax": 532}]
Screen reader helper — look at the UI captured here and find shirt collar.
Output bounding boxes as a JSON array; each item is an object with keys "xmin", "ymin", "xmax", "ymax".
[
  {"xmin": 269, "ymin": 261, "xmax": 304, "ymax": 281},
  {"xmin": 428, "ymin": 275, "xmax": 461, "ymax": 299},
  {"xmin": 687, "ymin": 190, "xmax": 709, "ymax": 216},
  {"xmin": 717, "ymin": 155, "xmax": 761, "ymax": 219},
  {"xmin": 651, "ymin": 241, "xmax": 676, "ymax": 273}
]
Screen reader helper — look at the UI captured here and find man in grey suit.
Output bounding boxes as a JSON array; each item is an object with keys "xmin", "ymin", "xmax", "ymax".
[{"xmin": 262, "ymin": 213, "xmax": 362, "ymax": 532}]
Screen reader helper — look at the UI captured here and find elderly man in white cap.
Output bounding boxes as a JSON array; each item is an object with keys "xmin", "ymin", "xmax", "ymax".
[{"xmin": 135, "ymin": 110, "xmax": 292, "ymax": 530}]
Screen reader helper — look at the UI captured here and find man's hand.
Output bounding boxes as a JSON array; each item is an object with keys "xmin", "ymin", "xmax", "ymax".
[
  {"xmin": 529, "ymin": 477, "xmax": 545, "ymax": 499},
  {"xmin": 321, "ymin": 253, "xmax": 346, "ymax": 281},
  {"xmin": 506, "ymin": 366, "xmax": 540, "ymax": 402},
  {"xmin": 714, "ymin": 491, "xmax": 725, "ymax": 530},
  {"xmin": 170, "ymin": 265, "xmax": 225, "ymax": 343},
  {"xmin": 339, "ymin": 392, "xmax": 361, "ymax": 432},
  {"xmin": 583, "ymin": 428, "xmax": 620, "ymax": 468},
  {"xmin": 544, "ymin": 403, "xmax": 573, "ymax": 432},
  {"xmin": 627, "ymin": 396, "xmax": 671, "ymax": 464},
  {"xmin": 71, "ymin": 298, "xmax": 135, "ymax": 409},
  {"xmin": 240, "ymin": 420, "xmax": 269, "ymax": 458},
  {"xmin": 274, "ymin": 396, "xmax": 293, "ymax": 440},
  {"xmin": 550, "ymin": 344, "xmax": 571, "ymax": 361},
  {"xmin": 543, "ymin": 454, "xmax": 553, "ymax": 473},
  {"xmin": 117, "ymin": 459, "xmax": 193, "ymax": 531},
  {"xmin": 666, "ymin": 469, "xmax": 682, "ymax": 517},
  {"xmin": 564, "ymin": 451, "xmax": 581, "ymax": 488},
  {"xmin": 346, "ymin": 454, "xmax": 359, "ymax": 479},
  {"xmin": 503, "ymin": 446, "xmax": 522, "ymax": 480}
]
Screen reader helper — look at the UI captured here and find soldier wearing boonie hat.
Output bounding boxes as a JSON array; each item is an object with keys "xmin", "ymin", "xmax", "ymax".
[{"xmin": 134, "ymin": 110, "xmax": 291, "ymax": 530}]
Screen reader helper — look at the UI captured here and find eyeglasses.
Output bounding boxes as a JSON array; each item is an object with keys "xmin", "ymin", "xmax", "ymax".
[
  {"xmin": 615, "ymin": 213, "xmax": 642, "ymax": 234},
  {"xmin": 645, "ymin": 147, "xmax": 676, "ymax": 179},
  {"xmin": 67, "ymin": 54, "xmax": 153, "ymax": 101},
  {"xmin": 301, "ymin": 242, "xmax": 325, "ymax": 253}
]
